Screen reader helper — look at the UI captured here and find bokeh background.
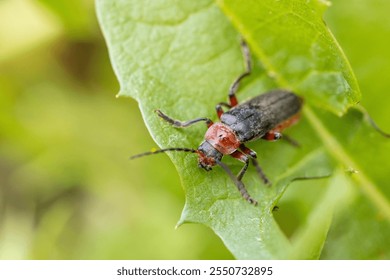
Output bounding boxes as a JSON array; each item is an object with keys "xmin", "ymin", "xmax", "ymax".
[{"xmin": 0, "ymin": 0, "xmax": 389, "ymax": 259}]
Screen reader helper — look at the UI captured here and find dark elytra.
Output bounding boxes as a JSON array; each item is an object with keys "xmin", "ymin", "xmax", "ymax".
[{"xmin": 221, "ymin": 90, "xmax": 301, "ymax": 142}]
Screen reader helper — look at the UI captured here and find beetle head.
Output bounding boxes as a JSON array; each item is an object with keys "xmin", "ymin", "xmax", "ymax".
[{"xmin": 197, "ymin": 140, "xmax": 223, "ymax": 171}]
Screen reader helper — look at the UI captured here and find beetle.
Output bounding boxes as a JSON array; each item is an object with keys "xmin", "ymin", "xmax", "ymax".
[{"xmin": 131, "ymin": 40, "xmax": 303, "ymax": 205}]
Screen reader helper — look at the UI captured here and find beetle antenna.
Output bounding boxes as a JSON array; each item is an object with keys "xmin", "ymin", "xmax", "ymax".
[{"xmin": 130, "ymin": 147, "xmax": 197, "ymax": 160}]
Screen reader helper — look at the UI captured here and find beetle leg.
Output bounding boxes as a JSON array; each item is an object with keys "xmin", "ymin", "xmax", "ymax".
[
  {"xmin": 216, "ymin": 102, "xmax": 231, "ymax": 109},
  {"xmin": 230, "ymin": 150, "xmax": 250, "ymax": 181},
  {"xmin": 215, "ymin": 104, "xmax": 225, "ymax": 119},
  {"xmin": 240, "ymin": 144, "xmax": 270, "ymax": 185},
  {"xmin": 155, "ymin": 109, "xmax": 213, "ymax": 128},
  {"xmin": 263, "ymin": 131, "xmax": 300, "ymax": 147},
  {"xmin": 262, "ymin": 130, "xmax": 282, "ymax": 141},
  {"xmin": 263, "ymin": 113, "xmax": 301, "ymax": 143},
  {"xmin": 250, "ymin": 158, "xmax": 271, "ymax": 185},
  {"xmin": 282, "ymin": 134, "xmax": 300, "ymax": 147},
  {"xmin": 239, "ymin": 144, "xmax": 257, "ymax": 158},
  {"xmin": 231, "ymin": 150, "xmax": 261, "ymax": 204},
  {"xmin": 227, "ymin": 39, "xmax": 252, "ymax": 107},
  {"xmin": 215, "ymin": 159, "xmax": 258, "ymax": 205}
]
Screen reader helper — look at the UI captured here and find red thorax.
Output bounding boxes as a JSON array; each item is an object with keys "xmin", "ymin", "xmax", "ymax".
[{"xmin": 204, "ymin": 123, "xmax": 240, "ymax": 155}]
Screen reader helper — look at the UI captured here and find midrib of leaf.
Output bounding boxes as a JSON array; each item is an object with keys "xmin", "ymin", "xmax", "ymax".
[{"xmin": 216, "ymin": 1, "xmax": 390, "ymax": 222}]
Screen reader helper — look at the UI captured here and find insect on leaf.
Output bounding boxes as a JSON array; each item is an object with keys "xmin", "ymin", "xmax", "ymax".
[{"xmin": 97, "ymin": 0, "xmax": 390, "ymax": 259}]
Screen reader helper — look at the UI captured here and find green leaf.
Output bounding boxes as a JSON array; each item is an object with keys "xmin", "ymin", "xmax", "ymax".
[
  {"xmin": 216, "ymin": 0, "xmax": 360, "ymax": 115},
  {"xmin": 320, "ymin": 0, "xmax": 390, "ymax": 259},
  {"xmin": 97, "ymin": 0, "xmax": 390, "ymax": 259}
]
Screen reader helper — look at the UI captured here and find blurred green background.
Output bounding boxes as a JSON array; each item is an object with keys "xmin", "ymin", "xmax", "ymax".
[
  {"xmin": 0, "ymin": 0, "xmax": 232, "ymax": 259},
  {"xmin": 0, "ymin": 0, "xmax": 389, "ymax": 259}
]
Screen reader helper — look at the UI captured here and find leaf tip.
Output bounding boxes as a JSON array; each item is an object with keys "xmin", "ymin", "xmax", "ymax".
[
  {"xmin": 315, "ymin": 0, "xmax": 332, "ymax": 14},
  {"xmin": 116, "ymin": 90, "xmax": 132, "ymax": 99},
  {"xmin": 319, "ymin": 0, "xmax": 332, "ymax": 7},
  {"xmin": 175, "ymin": 218, "xmax": 186, "ymax": 229}
]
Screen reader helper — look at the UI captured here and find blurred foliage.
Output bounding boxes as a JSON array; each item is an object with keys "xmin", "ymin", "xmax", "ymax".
[
  {"xmin": 0, "ymin": 0, "xmax": 232, "ymax": 259},
  {"xmin": 320, "ymin": 0, "xmax": 390, "ymax": 259},
  {"xmin": 0, "ymin": 0, "xmax": 389, "ymax": 260}
]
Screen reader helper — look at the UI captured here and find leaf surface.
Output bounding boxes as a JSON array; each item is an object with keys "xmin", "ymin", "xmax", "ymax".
[{"xmin": 97, "ymin": 0, "xmax": 390, "ymax": 259}]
